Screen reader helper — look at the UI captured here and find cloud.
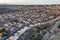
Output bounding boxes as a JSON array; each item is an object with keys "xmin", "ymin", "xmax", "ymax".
[{"xmin": 0, "ymin": 0, "xmax": 60, "ymax": 5}]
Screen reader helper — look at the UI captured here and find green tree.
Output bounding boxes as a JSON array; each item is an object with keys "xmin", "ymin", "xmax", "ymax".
[{"xmin": 58, "ymin": 24, "xmax": 60, "ymax": 28}]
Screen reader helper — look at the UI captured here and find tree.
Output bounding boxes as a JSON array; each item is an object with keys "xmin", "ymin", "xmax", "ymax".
[
  {"xmin": 0, "ymin": 28, "xmax": 5, "ymax": 33},
  {"xmin": 58, "ymin": 24, "xmax": 60, "ymax": 29}
]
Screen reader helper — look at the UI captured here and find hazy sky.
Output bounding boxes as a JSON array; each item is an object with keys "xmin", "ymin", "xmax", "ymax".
[{"xmin": 0, "ymin": 0, "xmax": 60, "ymax": 5}]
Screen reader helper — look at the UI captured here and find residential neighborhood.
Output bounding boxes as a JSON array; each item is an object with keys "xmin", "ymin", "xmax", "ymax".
[{"xmin": 0, "ymin": 5, "xmax": 60, "ymax": 40}]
